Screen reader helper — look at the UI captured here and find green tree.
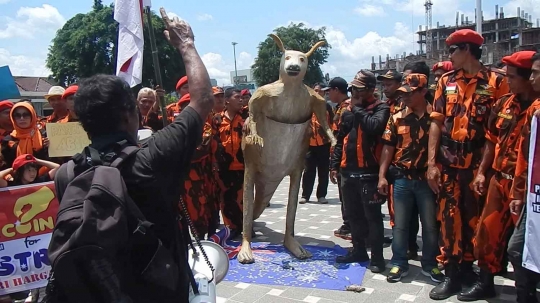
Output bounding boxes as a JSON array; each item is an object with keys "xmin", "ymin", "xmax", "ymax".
[
  {"xmin": 251, "ymin": 23, "xmax": 331, "ymax": 87},
  {"xmin": 46, "ymin": 0, "xmax": 185, "ymax": 92}
]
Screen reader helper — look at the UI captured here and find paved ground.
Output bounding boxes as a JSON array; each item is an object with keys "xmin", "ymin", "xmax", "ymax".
[{"xmin": 215, "ymin": 177, "xmax": 520, "ymax": 303}]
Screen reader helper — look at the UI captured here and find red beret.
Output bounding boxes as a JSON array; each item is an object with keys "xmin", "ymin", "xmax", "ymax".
[
  {"xmin": 446, "ymin": 29, "xmax": 484, "ymax": 46},
  {"xmin": 62, "ymin": 85, "xmax": 78, "ymax": 99},
  {"xmin": 178, "ymin": 93, "xmax": 190, "ymax": 106},
  {"xmin": 176, "ymin": 76, "xmax": 188, "ymax": 91},
  {"xmin": 432, "ymin": 61, "xmax": 453, "ymax": 72},
  {"xmin": 0, "ymin": 100, "xmax": 14, "ymax": 112},
  {"xmin": 241, "ymin": 89, "xmax": 251, "ymax": 96},
  {"xmin": 12, "ymin": 154, "xmax": 36, "ymax": 171},
  {"xmin": 502, "ymin": 51, "xmax": 537, "ymax": 70}
]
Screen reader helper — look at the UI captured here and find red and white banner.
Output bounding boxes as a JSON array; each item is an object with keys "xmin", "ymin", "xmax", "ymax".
[
  {"xmin": 114, "ymin": 0, "xmax": 145, "ymax": 87},
  {"xmin": 0, "ymin": 182, "xmax": 59, "ymax": 295},
  {"xmin": 524, "ymin": 116, "xmax": 540, "ymax": 273}
]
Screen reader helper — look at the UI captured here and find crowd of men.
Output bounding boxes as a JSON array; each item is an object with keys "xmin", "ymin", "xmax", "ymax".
[{"xmin": 0, "ymin": 17, "xmax": 539, "ymax": 303}]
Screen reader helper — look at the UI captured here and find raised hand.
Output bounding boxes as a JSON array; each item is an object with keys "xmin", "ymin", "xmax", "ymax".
[{"xmin": 159, "ymin": 8, "xmax": 194, "ymax": 48}]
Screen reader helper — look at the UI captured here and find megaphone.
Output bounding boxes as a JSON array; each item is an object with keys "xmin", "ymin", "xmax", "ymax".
[{"xmin": 188, "ymin": 240, "xmax": 229, "ymax": 303}]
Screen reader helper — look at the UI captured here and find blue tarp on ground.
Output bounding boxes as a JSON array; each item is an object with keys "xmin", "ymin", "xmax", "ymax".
[{"xmin": 209, "ymin": 228, "xmax": 367, "ymax": 291}]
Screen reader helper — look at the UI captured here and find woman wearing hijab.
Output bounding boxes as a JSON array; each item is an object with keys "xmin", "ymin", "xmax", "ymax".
[{"xmin": 0, "ymin": 102, "xmax": 49, "ymax": 168}]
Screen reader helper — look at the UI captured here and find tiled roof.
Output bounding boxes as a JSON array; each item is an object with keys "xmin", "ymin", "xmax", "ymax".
[{"xmin": 14, "ymin": 77, "xmax": 59, "ymax": 92}]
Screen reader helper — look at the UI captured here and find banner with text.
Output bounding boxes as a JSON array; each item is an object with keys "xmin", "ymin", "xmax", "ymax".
[
  {"xmin": 524, "ymin": 116, "xmax": 540, "ymax": 274},
  {"xmin": 0, "ymin": 182, "xmax": 58, "ymax": 295}
]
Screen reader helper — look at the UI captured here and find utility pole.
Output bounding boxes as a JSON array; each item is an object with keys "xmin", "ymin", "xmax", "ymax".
[
  {"xmin": 232, "ymin": 42, "xmax": 238, "ymax": 86},
  {"xmin": 476, "ymin": 0, "xmax": 482, "ymax": 35}
]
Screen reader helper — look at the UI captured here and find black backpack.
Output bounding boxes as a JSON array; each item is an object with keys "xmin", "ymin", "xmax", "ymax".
[{"xmin": 45, "ymin": 143, "xmax": 182, "ymax": 302}]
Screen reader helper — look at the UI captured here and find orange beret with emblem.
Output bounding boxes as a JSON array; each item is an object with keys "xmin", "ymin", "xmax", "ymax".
[
  {"xmin": 446, "ymin": 29, "xmax": 484, "ymax": 46},
  {"xmin": 176, "ymin": 76, "xmax": 188, "ymax": 91},
  {"xmin": 432, "ymin": 61, "xmax": 453, "ymax": 72},
  {"xmin": 502, "ymin": 51, "xmax": 537, "ymax": 70}
]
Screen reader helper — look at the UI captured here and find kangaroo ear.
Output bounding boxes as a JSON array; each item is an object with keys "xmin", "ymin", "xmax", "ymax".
[
  {"xmin": 269, "ymin": 34, "xmax": 286, "ymax": 52},
  {"xmin": 305, "ymin": 41, "xmax": 326, "ymax": 57}
]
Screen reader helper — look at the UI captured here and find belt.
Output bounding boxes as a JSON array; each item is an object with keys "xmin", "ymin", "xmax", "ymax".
[
  {"xmin": 440, "ymin": 136, "xmax": 485, "ymax": 153},
  {"xmin": 392, "ymin": 166, "xmax": 428, "ymax": 179},
  {"xmin": 497, "ymin": 171, "xmax": 514, "ymax": 180}
]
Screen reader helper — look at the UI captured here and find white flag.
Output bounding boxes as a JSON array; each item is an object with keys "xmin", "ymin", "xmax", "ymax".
[{"xmin": 114, "ymin": 0, "xmax": 144, "ymax": 87}]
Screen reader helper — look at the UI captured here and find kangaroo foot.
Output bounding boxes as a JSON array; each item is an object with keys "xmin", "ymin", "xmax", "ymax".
[
  {"xmin": 238, "ymin": 240, "xmax": 255, "ymax": 264},
  {"xmin": 284, "ymin": 235, "xmax": 312, "ymax": 260}
]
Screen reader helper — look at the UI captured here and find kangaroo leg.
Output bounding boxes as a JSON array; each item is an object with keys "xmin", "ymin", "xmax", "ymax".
[
  {"xmin": 253, "ymin": 178, "xmax": 281, "ymax": 220},
  {"xmin": 283, "ymin": 168, "xmax": 312, "ymax": 259},
  {"xmin": 238, "ymin": 168, "xmax": 256, "ymax": 264}
]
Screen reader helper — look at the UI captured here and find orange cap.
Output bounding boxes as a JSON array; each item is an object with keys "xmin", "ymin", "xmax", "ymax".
[
  {"xmin": 397, "ymin": 74, "xmax": 428, "ymax": 93},
  {"xmin": 446, "ymin": 29, "xmax": 484, "ymax": 46},
  {"xmin": 176, "ymin": 76, "xmax": 188, "ymax": 90},
  {"xmin": 62, "ymin": 85, "xmax": 78, "ymax": 99},
  {"xmin": 502, "ymin": 51, "xmax": 537, "ymax": 70}
]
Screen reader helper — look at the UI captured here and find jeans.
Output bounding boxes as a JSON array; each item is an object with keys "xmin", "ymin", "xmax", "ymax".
[
  {"xmin": 391, "ymin": 178, "xmax": 438, "ymax": 271},
  {"xmin": 302, "ymin": 144, "xmax": 331, "ymax": 199},
  {"xmin": 508, "ymin": 208, "xmax": 540, "ymax": 302},
  {"xmin": 341, "ymin": 173, "xmax": 384, "ymax": 259}
]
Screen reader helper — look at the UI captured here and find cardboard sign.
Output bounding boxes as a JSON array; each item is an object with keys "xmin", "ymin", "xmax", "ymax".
[
  {"xmin": 0, "ymin": 182, "xmax": 58, "ymax": 294},
  {"xmin": 46, "ymin": 122, "xmax": 90, "ymax": 158},
  {"xmin": 0, "ymin": 66, "xmax": 21, "ymax": 100}
]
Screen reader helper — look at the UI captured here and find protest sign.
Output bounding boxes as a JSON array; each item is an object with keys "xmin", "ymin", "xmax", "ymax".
[
  {"xmin": 46, "ymin": 122, "xmax": 90, "ymax": 157},
  {"xmin": 0, "ymin": 182, "xmax": 58, "ymax": 295},
  {"xmin": 0, "ymin": 66, "xmax": 21, "ymax": 100},
  {"xmin": 523, "ymin": 116, "xmax": 540, "ymax": 273}
]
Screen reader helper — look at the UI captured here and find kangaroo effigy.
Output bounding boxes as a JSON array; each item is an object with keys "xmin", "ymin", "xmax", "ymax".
[{"xmin": 238, "ymin": 34, "xmax": 336, "ymax": 264}]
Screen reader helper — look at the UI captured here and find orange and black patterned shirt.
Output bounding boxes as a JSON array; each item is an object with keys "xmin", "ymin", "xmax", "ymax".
[
  {"xmin": 430, "ymin": 67, "xmax": 509, "ymax": 169},
  {"xmin": 332, "ymin": 99, "xmax": 351, "ymax": 133},
  {"xmin": 386, "ymin": 96, "xmax": 404, "ymax": 115},
  {"xmin": 309, "ymin": 102, "xmax": 334, "ymax": 146},
  {"xmin": 510, "ymin": 99, "xmax": 540, "ymax": 201},
  {"xmin": 330, "ymin": 99, "xmax": 390, "ymax": 173},
  {"xmin": 485, "ymin": 93, "xmax": 534, "ymax": 177},
  {"xmin": 382, "ymin": 103, "xmax": 432, "ymax": 179},
  {"xmin": 215, "ymin": 107, "xmax": 249, "ymax": 171}
]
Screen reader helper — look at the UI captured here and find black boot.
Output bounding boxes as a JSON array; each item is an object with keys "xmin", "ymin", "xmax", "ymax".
[
  {"xmin": 460, "ymin": 261, "xmax": 478, "ymax": 287},
  {"xmin": 457, "ymin": 269, "xmax": 496, "ymax": 301},
  {"xmin": 336, "ymin": 246, "xmax": 370, "ymax": 264},
  {"xmin": 429, "ymin": 263, "xmax": 462, "ymax": 300}
]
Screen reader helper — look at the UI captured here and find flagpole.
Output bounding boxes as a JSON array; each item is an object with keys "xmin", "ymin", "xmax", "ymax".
[{"xmin": 144, "ymin": 6, "xmax": 169, "ymax": 127}]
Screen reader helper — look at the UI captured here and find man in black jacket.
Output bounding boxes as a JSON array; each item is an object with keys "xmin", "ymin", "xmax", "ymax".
[
  {"xmin": 49, "ymin": 11, "xmax": 215, "ymax": 303},
  {"xmin": 330, "ymin": 70, "xmax": 390, "ymax": 273}
]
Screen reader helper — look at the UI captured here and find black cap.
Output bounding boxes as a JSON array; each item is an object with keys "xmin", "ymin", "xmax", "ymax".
[
  {"xmin": 377, "ymin": 69, "xmax": 402, "ymax": 82},
  {"xmin": 321, "ymin": 77, "xmax": 348, "ymax": 92}
]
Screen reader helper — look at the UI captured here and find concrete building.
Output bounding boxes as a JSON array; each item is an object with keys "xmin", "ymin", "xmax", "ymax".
[
  {"xmin": 369, "ymin": 5, "xmax": 540, "ymax": 82},
  {"xmin": 229, "ymin": 69, "xmax": 257, "ymax": 93}
]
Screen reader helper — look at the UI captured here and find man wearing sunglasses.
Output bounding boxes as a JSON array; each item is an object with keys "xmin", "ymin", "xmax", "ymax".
[
  {"xmin": 427, "ymin": 29, "xmax": 510, "ymax": 300},
  {"xmin": 330, "ymin": 70, "xmax": 390, "ymax": 273}
]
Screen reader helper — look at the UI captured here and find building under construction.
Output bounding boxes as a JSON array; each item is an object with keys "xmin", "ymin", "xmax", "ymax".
[{"xmin": 369, "ymin": 4, "xmax": 540, "ymax": 77}]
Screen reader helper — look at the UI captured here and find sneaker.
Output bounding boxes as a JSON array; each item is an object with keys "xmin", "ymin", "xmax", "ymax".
[
  {"xmin": 369, "ymin": 259, "xmax": 386, "ymax": 273},
  {"xmin": 422, "ymin": 268, "xmax": 445, "ymax": 283},
  {"xmin": 299, "ymin": 197, "xmax": 308, "ymax": 204},
  {"xmin": 387, "ymin": 266, "xmax": 408, "ymax": 283},
  {"xmin": 336, "ymin": 250, "xmax": 370, "ymax": 263},
  {"xmin": 317, "ymin": 197, "xmax": 328, "ymax": 204},
  {"xmin": 334, "ymin": 225, "xmax": 352, "ymax": 240}
]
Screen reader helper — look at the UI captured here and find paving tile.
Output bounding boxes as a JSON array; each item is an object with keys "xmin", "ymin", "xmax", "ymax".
[{"xmin": 229, "ymin": 284, "xmax": 273, "ymax": 303}]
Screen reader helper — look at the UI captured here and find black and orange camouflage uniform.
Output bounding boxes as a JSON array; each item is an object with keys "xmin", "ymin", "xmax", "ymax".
[
  {"xmin": 430, "ymin": 67, "xmax": 509, "ymax": 267},
  {"xmin": 301, "ymin": 103, "xmax": 334, "ymax": 201},
  {"xmin": 332, "ymin": 98, "xmax": 352, "ymax": 239},
  {"xmin": 215, "ymin": 106, "xmax": 249, "ymax": 232},
  {"xmin": 182, "ymin": 114, "xmax": 222, "ymax": 238},
  {"xmin": 384, "ymin": 95, "xmax": 403, "ymax": 228},
  {"xmin": 473, "ymin": 93, "xmax": 532, "ymax": 275}
]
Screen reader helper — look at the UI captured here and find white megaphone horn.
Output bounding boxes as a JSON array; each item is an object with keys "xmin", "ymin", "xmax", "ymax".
[{"xmin": 188, "ymin": 241, "xmax": 229, "ymax": 303}]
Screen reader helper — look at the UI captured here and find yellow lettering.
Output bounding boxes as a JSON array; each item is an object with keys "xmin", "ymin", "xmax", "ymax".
[
  {"xmin": 14, "ymin": 186, "xmax": 54, "ymax": 224},
  {"xmin": 38, "ymin": 217, "xmax": 54, "ymax": 231},
  {"xmin": 2, "ymin": 224, "xmax": 14, "ymax": 237},
  {"xmin": 1, "ymin": 216, "xmax": 54, "ymax": 238}
]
